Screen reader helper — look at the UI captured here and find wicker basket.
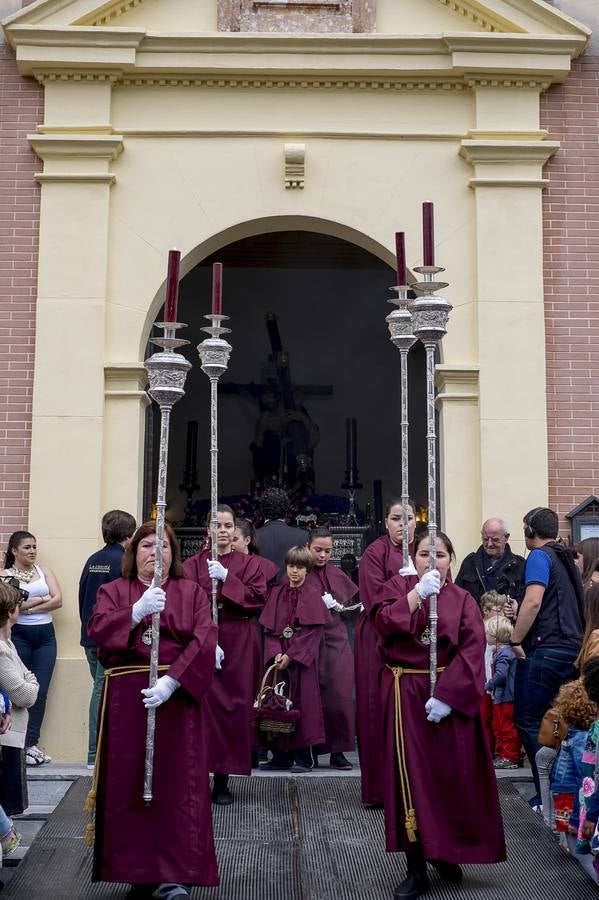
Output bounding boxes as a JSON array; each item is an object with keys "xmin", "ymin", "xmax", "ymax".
[{"xmin": 253, "ymin": 664, "xmax": 300, "ymax": 736}]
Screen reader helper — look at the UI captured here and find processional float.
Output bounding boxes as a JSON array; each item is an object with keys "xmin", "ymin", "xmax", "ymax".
[
  {"xmin": 142, "ymin": 255, "xmax": 229, "ymax": 804},
  {"xmin": 386, "ymin": 204, "xmax": 452, "ymax": 696}
]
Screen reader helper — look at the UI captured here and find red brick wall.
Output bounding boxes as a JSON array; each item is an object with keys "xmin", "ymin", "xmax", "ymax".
[
  {"xmin": 542, "ymin": 53, "xmax": 599, "ymax": 532},
  {"xmin": 0, "ymin": 44, "xmax": 41, "ymax": 547}
]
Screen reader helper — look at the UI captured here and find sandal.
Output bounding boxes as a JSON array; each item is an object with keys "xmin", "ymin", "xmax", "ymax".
[{"xmin": 26, "ymin": 745, "xmax": 51, "ymax": 766}]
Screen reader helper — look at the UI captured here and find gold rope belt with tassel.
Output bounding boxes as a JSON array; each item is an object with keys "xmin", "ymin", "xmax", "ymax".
[
  {"xmin": 84, "ymin": 664, "xmax": 169, "ymax": 848},
  {"xmin": 386, "ymin": 665, "xmax": 447, "ymax": 844}
]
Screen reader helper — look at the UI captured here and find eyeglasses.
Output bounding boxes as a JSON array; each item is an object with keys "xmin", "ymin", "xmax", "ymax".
[{"xmin": 481, "ymin": 536, "xmax": 505, "ymax": 544}]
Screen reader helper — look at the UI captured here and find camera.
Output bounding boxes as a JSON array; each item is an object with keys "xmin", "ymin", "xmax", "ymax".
[{"xmin": 0, "ymin": 575, "xmax": 29, "ymax": 603}]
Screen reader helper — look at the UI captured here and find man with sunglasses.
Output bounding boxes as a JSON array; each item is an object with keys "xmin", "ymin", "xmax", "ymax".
[{"xmin": 455, "ymin": 518, "xmax": 525, "ymax": 609}]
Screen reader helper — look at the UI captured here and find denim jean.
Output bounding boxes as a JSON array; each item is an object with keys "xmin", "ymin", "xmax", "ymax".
[
  {"xmin": 535, "ymin": 746, "xmax": 557, "ymax": 830},
  {"xmin": 0, "ymin": 804, "xmax": 12, "ymax": 839},
  {"xmin": 514, "ymin": 646, "xmax": 579, "ymax": 796},
  {"xmin": 11, "ymin": 622, "xmax": 57, "ymax": 747},
  {"xmin": 84, "ymin": 648, "xmax": 105, "ymax": 766}
]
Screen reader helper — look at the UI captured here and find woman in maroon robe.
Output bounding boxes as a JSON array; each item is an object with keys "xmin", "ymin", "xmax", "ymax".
[
  {"xmin": 87, "ymin": 522, "xmax": 218, "ymax": 900},
  {"xmin": 372, "ymin": 530, "xmax": 506, "ymax": 900},
  {"xmin": 307, "ymin": 527, "xmax": 358, "ymax": 770},
  {"xmin": 355, "ymin": 499, "xmax": 416, "ymax": 805},
  {"xmin": 183, "ymin": 504, "xmax": 267, "ymax": 805},
  {"xmin": 259, "ymin": 545, "xmax": 327, "ymax": 771}
]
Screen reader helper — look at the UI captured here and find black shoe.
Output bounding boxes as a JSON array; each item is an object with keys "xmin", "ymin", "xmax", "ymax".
[
  {"xmin": 330, "ymin": 752, "xmax": 353, "ymax": 770},
  {"xmin": 212, "ymin": 774, "xmax": 233, "ymax": 806},
  {"xmin": 363, "ymin": 801, "xmax": 383, "ymax": 810},
  {"xmin": 125, "ymin": 887, "xmax": 158, "ymax": 900},
  {"xmin": 393, "ymin": 870, "xmax": 429, "ymax": 900},
  {"xmin": 431, "ymin": 860, "xmax": 462, "ymax": 883},
  {"xmin": 290, "ymin": 761, "xmax": 313, "ymax": 773}
]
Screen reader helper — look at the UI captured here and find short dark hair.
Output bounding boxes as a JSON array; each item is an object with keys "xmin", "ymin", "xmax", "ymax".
[
  {"xmin": 122, "ymin": 521, "xmax": 184, "ymax": 579},
  {"xmin": 284, "ymin": 546, "xmax": 313, "ymax": 571},
  {"xmin": 308, "ymin": 527, "xmax": 332, "ymax": 546},
  {"xmin": 582, "ymin": 657, "xmax": 599, "ymax": 705},
  {"xmin": 101, "ymin": 510, "xmax": 136, "ymax": 544},
  {"xmin": 524, "ymin": 507, "xmax": 559, "ymax": 540},
  {"xmin": 0, "ymin": 582, "xmax": 22, "ymax": 628},
  {"xmin": 413, "ymin": 529, "xmax": 456, "ymax": 562},
  {"xmin": 261, "ymin": 488, "xmax": 289, "ymax": 520},
  {"xmin": 4, "ymin": 531, "xmax": 35, "ymax": 570},
  {"xmin": 206, "ymin": 504, "xmax": 235, "ymax": 526}
]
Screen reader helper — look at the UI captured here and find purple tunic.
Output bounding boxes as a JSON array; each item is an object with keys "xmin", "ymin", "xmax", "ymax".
[
  {"xmin": 310, "ymin": 565, "xmax": 358, "ymax": 754},
  {"xmin": 88, "ymin": 577, "xmax": 219, "ymax": 886},
  {"xmin": 355, "ymin": 535, "xmax": 406, "ymax": 804},
  {"xmin": 372, "ymin": 575, "xmax": 506, "ymax": 863},
  {"xmin": 183, "ymin": 548, "xmax": 267, "ymax": 775},
  {"xmin": 259, "ymin": 578, "xmax": 327, "ymax": 750}
]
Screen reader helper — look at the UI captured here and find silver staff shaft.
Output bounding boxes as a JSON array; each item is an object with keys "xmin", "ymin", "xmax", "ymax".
[
  {"xmin": 198, "ymin": 314, "xmax": 233, "ymax": 626},
  {"xmin": 386, "ymin": 285, "xmax": 416, "ymax": 570},
  {"xmin": 209, "ymin": 376, "xmax": 219, "ymax": 624},
  {"xmin": 143, "ymin": 404, "xmax": 171, "ymax": 806},
  {"xmin": 423, "ymin": 342, "xmax": 439, "ymax": 696},
  {"xmin": 409, "ymin": 266, "xmax": 451, "ymax": 699},
  {"xmin": 143, "ymin": 321, "xmax": 191, "ymax": 806}
]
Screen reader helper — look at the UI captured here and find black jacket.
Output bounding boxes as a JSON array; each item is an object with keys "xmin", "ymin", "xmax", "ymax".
[
  {"xmin": 455, "ymin": 543, "xmax": 525, "ymax": 605},
  {"xmin": 255, "ymin": 520, "xmax": 309, "ymax": 580},
  {"xmin": 78, "ymin": 543, "xmax": 125, "ymax": 648}
]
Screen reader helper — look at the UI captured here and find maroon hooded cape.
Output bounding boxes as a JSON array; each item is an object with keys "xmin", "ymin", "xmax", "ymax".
[
  {"xmin": 309, "ymin": 565, "xmax": 358, "ymax": 754},
  {"xmin": 355, "ymin": 534, "xmax": 406, "ymax": 803},
  {"xmin": 88, "ymin": 576, "xmax": 218, "ymax": 886},
  {"xmin": 372, "ymin": 574, "xmax": 506, "ymax": 863},
  {"xmin": 259, "ymin": 577, "xmax": 327, "ymax": 750},
  {"xmin": 183, "ymin": 548, "xmax": 267, "ymax": 774}
]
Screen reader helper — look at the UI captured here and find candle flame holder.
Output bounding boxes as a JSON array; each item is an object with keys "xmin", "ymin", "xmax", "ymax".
[
  {"xmin": 143, "ymin": 319, "xmax": 191, "ymax": 807},
  {"xmin": 409, "ymin": 265, "xmax": 452, "ymax": 697},
  {"xmin": 198, "ymin": 314, "xmax": 233, "ymax": 624}
]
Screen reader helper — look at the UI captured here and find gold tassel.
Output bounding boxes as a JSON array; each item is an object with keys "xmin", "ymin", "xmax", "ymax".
[
  {"xmin": 405, "ymin": 808, "xmax": 418, "ymax": 843},
  {"xmin": 84, "ymin": 788, "xmax": 96, "ymax": 814},
  {"xmin": 84, "ymin": 822, "xmax": 95, "ymax": 847}
]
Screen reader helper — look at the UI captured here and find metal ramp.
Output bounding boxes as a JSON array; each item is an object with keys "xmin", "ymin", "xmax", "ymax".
[{"xmin": 3, "ymin": 776, "xmax": 596, "ymax": 899}]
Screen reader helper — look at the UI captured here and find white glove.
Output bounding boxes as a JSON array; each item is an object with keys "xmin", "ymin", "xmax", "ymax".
[
  {"xmin": 416, "ymin": 570, "xmax": 441, "ymax": 600},
  {"xmin": 207, "ymin": 559, "xmax": 228, "ymax": 582},
  {"xmin": 399, "ymin": 560, "xmax": 418, "ymax": 577},
  {"xmin": 322, "ymin": 592, "xmax": 337, "ymax": 610},
  {"xmin": 425, "ymin": 697, "xmax": 452, "ymax": 723},
  {"xmin": 215, "ymin": 645, "xmax": 225, "ymax": 670},
  {"xmin": 141, "ymin": 674, "xmax": 180, "ymax": 709},
  {"xmin": 132, "ymin": 586, "xmax": 166, "ymax": 624}
]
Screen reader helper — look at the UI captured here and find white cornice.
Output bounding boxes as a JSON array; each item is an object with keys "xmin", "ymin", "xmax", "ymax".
[{"xmin": 29, "ymin": 133, "xmax": 124, "ymax": 159}]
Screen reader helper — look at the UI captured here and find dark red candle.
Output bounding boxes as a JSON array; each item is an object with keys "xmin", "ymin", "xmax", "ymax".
[
  {"xmin": 422, "ymin": 202, "xmax": 435, "ymax": 267},
  {"xmin": 395, "ymin": 231, "xmax": 406, "ymax": 286},
  {"xmin": 164, "ymin": 249, "xmax": 181, "ymax": 323},
  {"xmin": 212, "ymin": 262, "xmax": 223, "ymax": 316}
]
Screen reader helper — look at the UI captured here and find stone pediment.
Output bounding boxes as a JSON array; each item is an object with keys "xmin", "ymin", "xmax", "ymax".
[{"xmin": 2, "ymin": 0, "xmax": 592, "ymax": 38}]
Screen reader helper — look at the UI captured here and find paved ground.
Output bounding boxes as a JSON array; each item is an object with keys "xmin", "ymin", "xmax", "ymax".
[{"xmin": 2, "ymin": 761, "xmax": 596, "ymax": 900}]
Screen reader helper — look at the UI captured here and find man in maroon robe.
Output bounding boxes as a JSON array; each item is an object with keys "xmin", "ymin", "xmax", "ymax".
[
  {"xmin": 87, "ymin": 523, "xmax": 218, "ymax": 899},
  {"xmin": 371, "ymin": 533, "xmax": 506, "ymax": 900},
  {"xmin": 259, "ymin": 546, "xmax": 327, "ymax": 771},
  {"xmin": 307, "ymin": 527, "xmax": 358, "ymax": 769},
  {"xmin": 183, "ymin": 509, "xmax": 267, "ymax": 805}
]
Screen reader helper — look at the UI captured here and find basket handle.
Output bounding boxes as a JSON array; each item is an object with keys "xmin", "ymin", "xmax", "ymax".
[{"xmin": 255, "ymin": 663, "xmax": 279, "ymax": 706}]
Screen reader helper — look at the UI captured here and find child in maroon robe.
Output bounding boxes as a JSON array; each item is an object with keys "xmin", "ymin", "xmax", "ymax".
[
  {"xmin": 259, "ymin": 545, "xmax": 327, "ymax": 772},
  {"xmin": 307, "ymin": 527, "xmax": 358, "ymax": 770},
  {"xmin": 183, "ymin": 504, "xmax": 267, "ymax": 806}
]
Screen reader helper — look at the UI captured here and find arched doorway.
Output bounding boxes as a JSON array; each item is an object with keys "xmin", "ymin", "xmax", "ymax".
[{"xmin": 145, "ymin": 230, "xmax": 427, "ymax": 531}]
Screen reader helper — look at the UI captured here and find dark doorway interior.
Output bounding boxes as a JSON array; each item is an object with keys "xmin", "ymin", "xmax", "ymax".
[{"xmin": 147, "ymin": 231, "xmax": 427, "ymax": 525}]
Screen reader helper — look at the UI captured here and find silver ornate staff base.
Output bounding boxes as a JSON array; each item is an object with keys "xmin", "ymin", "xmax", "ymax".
[
  {"xmin": 198, "ymin": 315, "xmax": 232, "ymax": 624},
  {"xmin": 409, "ymin": 267, "xmax": 452, "ymax": 697},
  {"xmin": 143, "ymin": 320, "xmax": 191, "ymax": 806},
  {"xmin": 387, "ymin": 284, "xmax": 416, "ymax": 570}
]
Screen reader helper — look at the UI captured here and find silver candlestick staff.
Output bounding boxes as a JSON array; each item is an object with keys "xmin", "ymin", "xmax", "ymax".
[
  {"xmin": 198, "ymin": 268, "xmax": 232, "ymax": 624},
  {"xmin": 409, "ymin": 264, "xmax": 451, "ymax": 697},
  {"xmin": 143, "ymin": 317, "xmax": 191, "ymax": 805},
  {"xmin": 386, "ymin": 283, "xmax": 416, "ymax": 570}
]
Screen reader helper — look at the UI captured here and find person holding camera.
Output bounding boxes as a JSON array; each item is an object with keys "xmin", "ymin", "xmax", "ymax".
[{"xmin": 0, "ymin": 530, "xmax": 62, "ymax": 766}]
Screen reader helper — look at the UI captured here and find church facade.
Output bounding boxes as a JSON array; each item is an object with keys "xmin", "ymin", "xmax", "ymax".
[{"xmin": 0, "ymin": 0, "xmax": 597, "ymax": 758}]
